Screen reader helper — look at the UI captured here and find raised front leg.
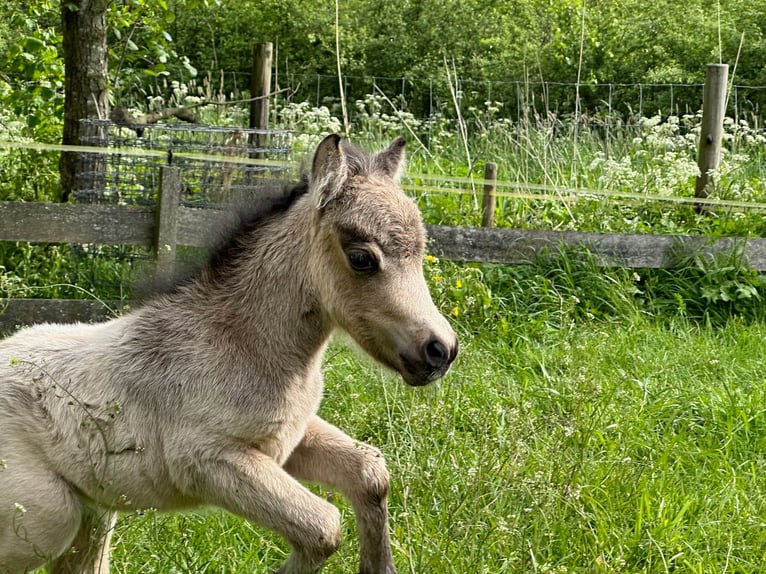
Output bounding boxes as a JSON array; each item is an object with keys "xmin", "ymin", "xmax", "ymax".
[
  {"xmin": 284, "ymin": 417, "xmax": 396, "ymax": 574},
  {"xmin": 176, "ymin": 447, "xmax": 342, "ymax": 574}
]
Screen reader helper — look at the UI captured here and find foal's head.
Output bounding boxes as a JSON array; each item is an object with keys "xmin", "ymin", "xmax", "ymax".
[{"xmin": 307, "ymin": 134, "xmax": 458, "ymax": 386}]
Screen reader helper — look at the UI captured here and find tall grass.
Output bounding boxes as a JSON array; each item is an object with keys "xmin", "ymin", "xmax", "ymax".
[{"xmin": 275, "ymin": 95, "xmax": 766, "ymax": 236}]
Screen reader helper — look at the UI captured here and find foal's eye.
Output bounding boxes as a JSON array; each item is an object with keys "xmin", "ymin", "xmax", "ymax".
[{"xmin": 347, "ymin": 249, "xmax": 378, "ymax": 273}]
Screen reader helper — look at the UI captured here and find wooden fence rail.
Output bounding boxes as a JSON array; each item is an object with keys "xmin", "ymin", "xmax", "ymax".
[{"xmin": 3, "ymin": 166, "xmax": 766, "ymax": 331}]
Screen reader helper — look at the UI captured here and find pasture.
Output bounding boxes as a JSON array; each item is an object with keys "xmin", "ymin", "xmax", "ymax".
[
  {"xmin": 4, "ymin": 0, "xmax": 766, "ymax": 568},
  {"xmin": 99, "ymin": 256, "xmax": 766, "ymax": 573}
]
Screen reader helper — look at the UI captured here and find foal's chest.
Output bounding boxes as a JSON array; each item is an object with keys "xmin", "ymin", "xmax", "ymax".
[{"xmin": 223, "ymin": 367, "xmax": 325, "ymax": 465}]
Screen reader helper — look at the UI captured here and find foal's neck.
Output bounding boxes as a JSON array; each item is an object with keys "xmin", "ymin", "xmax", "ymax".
[{"xmin": 176, "ymin": 204, "xmax": 332, "ymax": 363}]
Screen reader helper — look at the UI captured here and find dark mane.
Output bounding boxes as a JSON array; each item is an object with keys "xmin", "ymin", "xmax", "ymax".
[
  {"xmin": 148, "ymin": 176, "xmax": 309, "ymax": 297},
  {"xmin": 207, "ymin": 176, "xmax": 309, "ymax": 276}
]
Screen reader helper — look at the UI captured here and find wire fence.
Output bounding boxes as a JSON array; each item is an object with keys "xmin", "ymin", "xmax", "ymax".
[
  {"xmin": 140, "ymin": 70, "xmax": 766, "ymax": 130},
  {"xmin": 76, "ymin": 121, "xmax": 293, "ymax": 206},
  {"xmin": 5, "ymin": 131, "xmax": 754, "ymax": 214}
]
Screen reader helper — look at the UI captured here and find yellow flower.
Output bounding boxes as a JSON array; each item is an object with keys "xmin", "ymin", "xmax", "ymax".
[
  {"xmin": 452, "ymin": 306, "xmax": 460, "ymax": 317},
  {"xmin": 455, "ymin": 280, "xmax": 463, "ymax": 288},
  {"xmin": 425, "ymin": 255, "xmax": 437, "ymax": 263},
  {"xmin": 433, "ymin": 275, "xmax": 443, "ymax": 282}
]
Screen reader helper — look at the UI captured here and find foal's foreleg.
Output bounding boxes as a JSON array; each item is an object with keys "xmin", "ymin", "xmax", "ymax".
[
  {"xmin": 177, "ymin": 447, "xmax": 341, "ymax": 574},
  {"xmin": 284, "ymin": 417, "xmax": 397, "ymax": 574}
]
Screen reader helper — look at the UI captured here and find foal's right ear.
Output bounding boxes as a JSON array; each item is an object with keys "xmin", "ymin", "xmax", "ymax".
[
  {"xmin": 311, "ymin": 134, "xmax": 347, "ymax": 209},
  {"xmin": 372, "ymin": 136, "xmax": 406, "ymax": 182}
]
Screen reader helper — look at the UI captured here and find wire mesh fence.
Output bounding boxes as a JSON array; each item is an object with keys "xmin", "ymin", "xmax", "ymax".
[
  {"xmin": 136, "ymin": 70, "xmax": 766, "ymax": 130},
  {"xmin": 77, "ymin": 121, "xmax": 294, "ymax": 206}
]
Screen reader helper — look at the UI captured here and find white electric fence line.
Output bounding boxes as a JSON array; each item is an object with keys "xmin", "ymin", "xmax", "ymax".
[{"xmin": 2, "ymin": 140, "xmax": 765, "ymax": 211}]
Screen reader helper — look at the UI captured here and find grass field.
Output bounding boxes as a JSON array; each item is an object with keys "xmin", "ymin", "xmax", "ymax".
[{"xmin": 105, "ymin": 257, "xmax": 766, "ymax": 573}]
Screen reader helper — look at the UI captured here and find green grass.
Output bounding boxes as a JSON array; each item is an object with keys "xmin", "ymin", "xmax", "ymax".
[
  {"xmin": 7, "ymin": 241, "xmax": 766, "ymax": 572},
  {"xmin": 108, "ymin": 314, "xmax": 766, "ymax": 573}
]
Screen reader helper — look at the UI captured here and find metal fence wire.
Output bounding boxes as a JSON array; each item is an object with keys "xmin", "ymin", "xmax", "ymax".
[
  {"xmin": 131, "ymin": 71, "xmax": 766, "ymax": 128},
  {"xmin": 77, "ymin": 120, "xmax": 294, "ymax": 206}
]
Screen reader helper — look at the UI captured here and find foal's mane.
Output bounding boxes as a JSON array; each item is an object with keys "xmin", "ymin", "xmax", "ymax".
[
  {"xmin": 207, "ymin": 176, "xmax": 310, "ymax": 276},
  {"xmin": 149, "ymin": 176, "xmax": 309, "ymax": 297}
]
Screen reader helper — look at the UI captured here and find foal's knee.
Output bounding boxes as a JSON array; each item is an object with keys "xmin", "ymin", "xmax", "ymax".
[
  {"xmin": 355, "ymin": 444, "xmax": 390, "ymax": 506},
  {"xmin": 315, "ymin": 504, "xmax": 342, "ymax": 558},
  {"xmin": 288, "ymin": 502, "xmax": 341, "ymax": 569}
]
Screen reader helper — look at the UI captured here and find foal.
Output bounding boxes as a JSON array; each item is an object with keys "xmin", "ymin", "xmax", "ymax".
[{"xmin": 0, "ymin": 134, "xmax": 458, "ymax": 574}]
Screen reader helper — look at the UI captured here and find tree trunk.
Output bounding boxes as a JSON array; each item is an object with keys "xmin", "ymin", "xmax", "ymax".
[{"xmin": 60, "ymin": 0, "xmax": 110, "ymax": 203}]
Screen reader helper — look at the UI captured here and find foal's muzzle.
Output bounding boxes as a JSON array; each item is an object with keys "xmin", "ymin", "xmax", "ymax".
[{"xmin": 400, "ymin": 335, "xmax": 459, "ymax": 387}]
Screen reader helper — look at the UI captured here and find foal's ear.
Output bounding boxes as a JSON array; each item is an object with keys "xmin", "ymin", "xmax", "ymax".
[
  {"xmin": 372, "ymin": 136, "xmax": 406, "ymax": 182},
  {"xmin": 311, "ymin": 133, "xmax": 347, "ymax": 209}
]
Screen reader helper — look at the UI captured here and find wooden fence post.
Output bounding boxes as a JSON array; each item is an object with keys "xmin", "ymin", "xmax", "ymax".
[
  {"xmin": 481, "ymin": 162, "xmax": 498, "ymax": 228},
  {"xmin": 695, "ymin": 63, "xmax": 729, "ymax": 209},
  {"xmin": 154, "ymin": 166, "xmax": 181, "ymax": 288},
  {"xmin": 249, "ymin": 42, "xmax": 273, "ymax": 159}
]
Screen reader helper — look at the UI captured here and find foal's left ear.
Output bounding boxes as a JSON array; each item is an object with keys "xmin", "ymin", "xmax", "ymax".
[
  {"xmin": 372, "ymin": 136, "xmax": 406, "ymax": 182},
  {"xmin": 311, "ymin": 133, "xmax": 347, "ymax": 209}
]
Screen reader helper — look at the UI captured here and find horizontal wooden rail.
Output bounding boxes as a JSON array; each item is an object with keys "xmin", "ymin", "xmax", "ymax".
[
  {"xmin": 426, "ymin": 225, "xmax": 766, "ymax": 270},
  {"xmin": 3, "ymin": 198, "xmax": 766, "ymax": 332},
  {"xmin": 0, "ymin": 201, "xmax": 217, "ymax": 248},
  {"xmin": 6, "ymin": 200, "xmax": 766, "ymax": 269}
]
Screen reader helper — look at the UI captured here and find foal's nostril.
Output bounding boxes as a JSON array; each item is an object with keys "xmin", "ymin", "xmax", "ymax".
[{"xmin": 424, "ymin": 338, "xmax": 449, "ymax": 369}]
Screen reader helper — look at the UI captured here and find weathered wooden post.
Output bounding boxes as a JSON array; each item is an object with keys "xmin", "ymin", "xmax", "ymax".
[
  {"xmin": 249, "ymin": 42, "xmax": 273, "ymax": 159},
  {"xmin": 481, "ymin": 162, "xmax": 498, "ymax": 228},
  {"xmin": 695, "ymin": 63, "xmax": 729, "ymax": 210},
  {"xmin": 154, "ymin": 166, "xmax": 181, "ymax": 288}
]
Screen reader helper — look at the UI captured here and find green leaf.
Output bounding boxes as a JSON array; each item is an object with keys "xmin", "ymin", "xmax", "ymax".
[{"xmin": 23, "ymin": 36, "xmax": 46, "ymax": 52}]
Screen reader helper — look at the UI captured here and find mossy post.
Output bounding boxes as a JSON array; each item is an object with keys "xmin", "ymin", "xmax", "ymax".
[
  {"xmin": 154, "ymin": 166, "xmax": 181, "ymax": 289},
  {"xmin": 695, "ymin": 63, "xmax": 729, "ymax": 212},
  {"xmin": 481, "ymin": 162, "xmax": 498, "ymax": 228},
  {"xmin": 249, "ymin": 42, "xmax": 273, "ymax": 160}
]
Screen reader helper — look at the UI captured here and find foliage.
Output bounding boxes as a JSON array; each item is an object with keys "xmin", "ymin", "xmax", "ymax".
[
  {"xmin": 108, "ymin": 0, "xmax": 200, "ymax": 106},
  {"xmin": 640, "ymin": 248, "xmax": 766, "ymax": 323},
  {"xmin": 6, "ymin": 0, "xmax": 766, "ymax": 119},
  {"xmin": 157, "ymin": 0, "xmax": 766, "ymax": 117},
  {"xmin": 0, "ymin": 242, "xmax": 145, "ymax": 301},
  {"xmin": 167, "ymin": 0, "xmax": 337, "ymax": 94},
  {"xmin": 0, "ymin": 0, "xmax": 65, "ymax": 201},
  {"xmin": 0, "ymin": 0, "xmax": 64, "ymax": 134}
]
